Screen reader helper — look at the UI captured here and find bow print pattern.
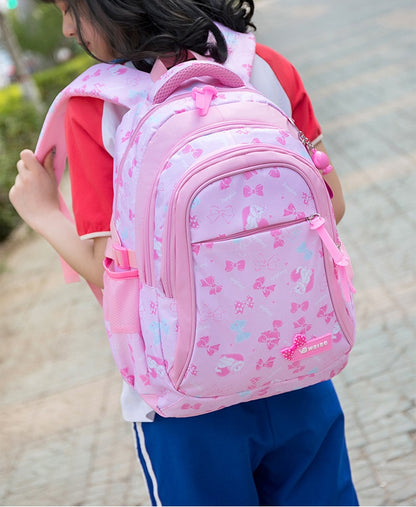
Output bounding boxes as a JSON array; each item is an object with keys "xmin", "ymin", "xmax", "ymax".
[
  {"xmin": 230, "ymin": 320, "xmax": 251, "ymax": 343},
  {"xmin": 182, "ymin": 144, "xmax": 203, "ymax": 158},
  {"xmin": 253, "ymin": 276, "xmax": 276, "ymax": 297},
  {"xmin": 197, "ymin": 336, "xmax": 220, "ymax": 356},
  {"xmin": 189, "ymin": 215, "xmax": 200, "ymax": 229},
  {"xmin": 207, "ymin": 205, "xmax": 234, "ymax": 223},
  {"xmin": 290, "ymin": 301, "xmax": 309, "ymax": 313},
  {"xmin": 258, "ymin": 320, "xmax": 282, "ymax": 350},
  {"xmin": 297, "ymin": 241, "xmax": 313, "ymax": 261},
  {"xmin": 243, "ymin": 170, "xmax": 258, "ymax": 180},
  {"xmin": 294, "ymin": 317, "xmax": 312, "ymax": 334},
  {"xmin": 281, "ymin": 334, "xmax": 307, "ymax": 361},
  {"xmin": 220, "ymin": 177, "xmax": 232, "ymax": 190},
  {"xmin": 256, "ymin": 357, "xmax": 276, "ymax": 370},
  {"xmin": 317, "ymin": 305, "xmax": 335, "ymax": 323},
  {"xmin": 120, "ymin": 368, "xmax": 135, "ymax": 386},
  {"xmin": 225, "ymin": 260, "xmax": 246, "ymax": 272},
  {"xmin": 284, "ymin": 203, "xmax": 306, "ymax": 219},
  {"xmin": 268, "ymin": 168, "xmax": 280, "ymax": 178},
  {"xmin": 271, "ymin": 230, "xmax": 284, "ymax": 248},
  {"xmin": 181, "ymin": 403, "xmax": 202, "ymax": 411},
  {"xmin": 200, "ymin": 276, "xmax": 223, "ymax": 295},
  {"xmin": 254, "ymin": 253, "xmax": 279, "ymax": 271},
  {"xmin": 243, "ymin": 184, "xmax": 264, "ymax": 197},
  {"xmin": 234, "ymin": 296, "xmax": 254, "ymax": 314},
  {"xmin": 276, "ymin": 131, "xmax": 289, "ymax": 145},
  {"xmin": 199, "ymin": 304, "xmax": 224, "ymax": 322}
]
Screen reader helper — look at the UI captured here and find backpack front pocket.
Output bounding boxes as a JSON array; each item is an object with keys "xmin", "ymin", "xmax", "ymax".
[{"xmin": 179, "ymin": 218, "xmax": 352, "ymax": 397}]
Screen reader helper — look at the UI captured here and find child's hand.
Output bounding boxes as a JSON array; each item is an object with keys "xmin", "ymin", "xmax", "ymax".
[{"xmin": 9, "ymin": 149, "xmax": 60, "ymax": 233}]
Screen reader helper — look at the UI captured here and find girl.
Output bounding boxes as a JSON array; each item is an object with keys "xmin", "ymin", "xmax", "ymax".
[{"xmin": 9, "ymin": 1, "xmax": 358, "ymax": 505}]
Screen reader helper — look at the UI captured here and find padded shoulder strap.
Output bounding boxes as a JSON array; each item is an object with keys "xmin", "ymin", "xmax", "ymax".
[
  {"xmin": 216, "ymin": 23, "xmax": 256, "ymax": 81},
  {"xmin": 34, "ymin": 63, "xmax": 151, "ymax": 287},
  {"xmin": 36, "ymin": 63, "xmax": 151, "ymax": 184}
]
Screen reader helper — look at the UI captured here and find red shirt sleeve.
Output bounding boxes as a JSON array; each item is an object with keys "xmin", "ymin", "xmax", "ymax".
[
  {"xmin": 255, "ymin": 43, "xmax": 322, "ymax": 143},
  {"xmin": 65, "ymin": 96, "xmax": 114, "ymax": 238}
]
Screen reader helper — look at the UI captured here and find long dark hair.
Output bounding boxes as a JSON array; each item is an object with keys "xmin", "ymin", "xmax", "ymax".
[{"xmin": 47, "ymin": 0, "xmax": 255, "ymax": 71}]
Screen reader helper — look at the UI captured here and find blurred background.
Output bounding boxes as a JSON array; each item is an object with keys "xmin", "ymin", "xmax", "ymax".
[{"xmin": 0, "ymin": 0, "xmax": 415, "ymax": 505}]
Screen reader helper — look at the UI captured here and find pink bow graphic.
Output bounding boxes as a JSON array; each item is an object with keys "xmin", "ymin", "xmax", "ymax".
[
  {"xmin": 283, "ymin": 203, "xmax": 306, "ymax": 220},
  {"xmin": 258, "ymin": 331, "xmax": 280, "ymax": 350},
  {"xmin": 243, "ymin": 170, "xmax": 258, "ymax": 180},
  {"xmin": 271, "ymin": 230, "xmax": 284, "ymax": 248},
  {"xmin": 281, "ymin": 334, "xmax": 307, "ymax": 361},
  {"xmin": 197, "ymin": 336, "xmax": 220, "ymax": 356},
  {"xmin": 189, "ymin": 215, "xmax": 199, "ymax": 229},
  {"xmin": 181, "ymin": 403, "xmax": 202, "ymax": 411},
  {"xmin": 276, "ymin": 131, "xmax": 289, "ymax": 145},
  {"xmin": 149, "ymin": 301, "xmax": 159, "ymax": 315},
  {"xmin": 258, "ymin": 320, "xmax": 282, "ymax": 350},
  {"xmin": 207, "ymin": 205, "xmax": 234, "ymax": 223},
  {"xmin": 302, "ymin": 192, "xmax": 313, "ymax": 205},
  {"xmin": 290, "ymin": 301, "xmax": 309, "ymax": 313},
  {"xmin": 199, "ymin": 304, "xmax": 223, "ymax": 322},
  {"xmin": 220, "ymin": 177, "xmax": 232, "ymax": 190},
  {"xmin": 317, "ymin": 305, "xmax": 335, "ymax": 323},
  {"xmin": 243, "ymin": 184, "xmax": 264, "ymax": 197},
  {"xmin": 182, "ymin": 144, "xmax": 203, "ymax": 158},
  {"xmin": 294, "ymin": 317, "xmax": 312, "ymax": 334},
  {"xmin": 225, "ymin": 260, "xmax": 246, "ymax": 272},
  {"xmin": 120, "ymin": 368, "xmax": 135, "ymax": 386},
  {"xmin": 254, "ymin": 253, "xmax": 279, "ymax": 271},
  {"xmin": 200, "ymin": 276, "xmax": 223, "ymax": 295},
  {"xmin": 253, "ymin": 276, "xmax": 276, "ymax": 297},
  {"xmin": 269, "ymin": 168, "xmax": 281, "ymax": 178},
  {"xmin": 139, "ymin": 374, "xmax": 151, "ymax": 386},
  {"xmin": 256, "ymin": 357, "xmax": 276, "ymax": 370},
  {"xmin": 234, "ymin": 296, "xmax": 254, "ymax": 314}
]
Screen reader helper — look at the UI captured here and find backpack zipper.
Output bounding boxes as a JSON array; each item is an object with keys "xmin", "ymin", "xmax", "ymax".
[{"xmin": 193, "ymin": 215, "xmax": 315, "ymax": 247}]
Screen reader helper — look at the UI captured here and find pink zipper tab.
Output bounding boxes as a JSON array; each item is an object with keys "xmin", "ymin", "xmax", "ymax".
[
  {"xmin": 309, "ymin": 215, "xmax": 355, "ymax": 299},
  {"xmin": 309, "ymin": 215, "xmax": 347, "ymax": 266}
]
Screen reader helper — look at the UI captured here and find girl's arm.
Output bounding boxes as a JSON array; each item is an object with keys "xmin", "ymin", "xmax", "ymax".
[
  {"xmin": 314, "ymin": 141, "xmax": 345, "ymax": 224},
  {"xmin": 9, "ymin": 149, "xmax": 106, "ymax": 289}
]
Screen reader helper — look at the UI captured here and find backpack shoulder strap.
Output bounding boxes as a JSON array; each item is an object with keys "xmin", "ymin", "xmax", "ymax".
[
  {"xmin": 36, "ymin": 63, "xmax": 151, "ymax": 183},
  {"xmin": 216, "ymin": 23, "xmax": 256, "ymax": 81},
  {"xmin": 34, "ymin": 63, "xmax": 151, "ymax": 288}
]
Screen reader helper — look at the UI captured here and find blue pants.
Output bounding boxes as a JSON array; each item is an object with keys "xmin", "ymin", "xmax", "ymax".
[{"xmin": 133, "ymin": 381, "xmax": 358, "ymax": 506}]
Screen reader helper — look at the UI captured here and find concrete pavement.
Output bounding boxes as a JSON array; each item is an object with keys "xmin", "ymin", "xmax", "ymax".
[{"xmin": 1, "ymin": 0, "xmax": 416, "ymax": 504}]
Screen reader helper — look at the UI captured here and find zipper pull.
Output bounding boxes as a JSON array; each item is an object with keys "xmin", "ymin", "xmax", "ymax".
[
  {"xmin": 309, "ymin": 215, "xmax": 355, "ymax": 299},
  {"xmin": 309, "ymin": 215, "xmax": 346, "ymax": 265}
]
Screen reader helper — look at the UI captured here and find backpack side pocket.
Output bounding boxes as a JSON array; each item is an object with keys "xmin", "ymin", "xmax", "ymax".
[{"xmin": 103, "ymin": 257, "xmax": 140, "ymax": 333}]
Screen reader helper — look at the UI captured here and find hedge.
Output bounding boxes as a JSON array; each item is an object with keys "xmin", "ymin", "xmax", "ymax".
[{"xmin": 0, "ymin": 54, "xmax": 93, "ymax": 242}]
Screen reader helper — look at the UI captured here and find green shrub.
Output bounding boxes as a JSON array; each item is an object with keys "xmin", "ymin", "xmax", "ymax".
[
  {"xmin": 34, "ymin": 53, "xmax": 94, "ymax": 105},
  {"xmin": 0, "ymin": 54, "xmax": 93, "ymax": 242}
]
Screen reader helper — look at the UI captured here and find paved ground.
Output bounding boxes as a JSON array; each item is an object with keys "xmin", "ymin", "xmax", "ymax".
[{"xmin": 1, "ymin": 0, "xmax": 416, "ymax": 505}]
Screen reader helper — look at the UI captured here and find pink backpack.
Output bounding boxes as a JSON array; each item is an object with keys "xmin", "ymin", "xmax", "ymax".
[{"xmin": 36, "ymin": 27, "xmax": 355, "ymax": 417}]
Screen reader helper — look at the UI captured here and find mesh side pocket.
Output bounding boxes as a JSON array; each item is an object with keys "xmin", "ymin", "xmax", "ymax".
[{"xmin": 103, "ymin": 257, "xmax": 140, "ymax": 333}]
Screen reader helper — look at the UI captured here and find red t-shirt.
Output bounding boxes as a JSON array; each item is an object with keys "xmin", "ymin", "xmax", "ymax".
[{"xmin": 65, "ymin": 45, "xmax": 322, "ymax": 238}]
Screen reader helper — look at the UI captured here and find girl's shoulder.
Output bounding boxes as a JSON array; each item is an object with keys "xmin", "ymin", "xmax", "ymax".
[
  {"xmin": 255, "ymin": 43, "xmax": 321, "ymax": 142},
  {"xmin": 255, "ymin": 43, "xmax": 304, "ymax": 95}
]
